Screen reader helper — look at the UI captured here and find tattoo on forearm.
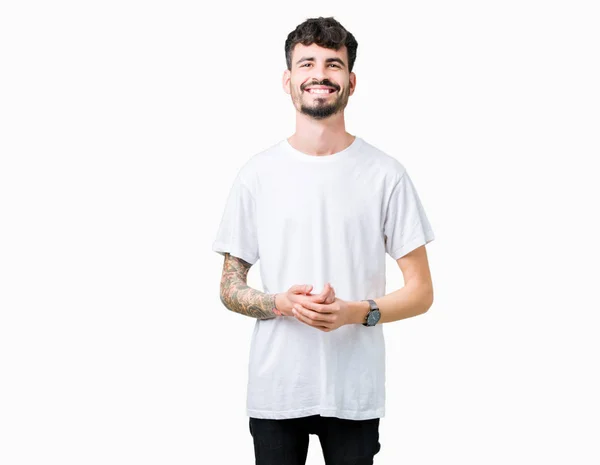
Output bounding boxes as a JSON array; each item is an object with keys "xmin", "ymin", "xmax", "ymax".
[{"xmin": 220, "ymin": 253, "xmax": 277, "ymax": 319}]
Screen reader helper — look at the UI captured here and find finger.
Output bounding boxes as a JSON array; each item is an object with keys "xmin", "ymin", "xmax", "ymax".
[
  {"xmin": 310, "ymin": 290, "xmax": 327, "ymax": 303},
  {"xmin": 293, "ymin": 304, "xmax": 332, "ymax": 323},
  {"xmin": 326, "ymin": 284, "xmax": 335, "ymax": 303},
  {"xmin": 297, "ymin": 298, "xmax": 330, "ymax": 313},
  {"xmin": 289, "ymin": 284, "xmax": 313, "ymax": 295},
  {"xmin": 292, "ymin": 305, "xmax": 331, "ymax": 331},
  {"xmin": 310, "ymin": 282, "xmax": 330, "ymax": 302},
  {"xmin": 319, "ymin": 285, "xmax": 333, "ymax": 304}
]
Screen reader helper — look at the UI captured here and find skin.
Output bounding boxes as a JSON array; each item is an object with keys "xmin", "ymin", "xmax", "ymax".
[
  {"xmin": 219, "ymin": 253, "xmax": 278, "ymax": 319},
  {"xmin": 294, "ymin": 246, "xmax": 434, "ymax": 328},
  {"xmin": 219, "ymin": 252, "xmax": 336, "ymax": 323},
  {"xmin": 219, "ymin": 42, "xmax": 434, "ymax": 331},
  {"xmin": 282, "ymin": 43, "xmax": 357, "ymax": 157}
]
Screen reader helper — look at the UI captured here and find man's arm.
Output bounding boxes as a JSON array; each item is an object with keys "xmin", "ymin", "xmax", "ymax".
[
  {"xmin": 219, "ymin": 252, "xmax": 278, "ymax": 319},
  {"xmin": 292, "ymin": 245, "xmax": 434, "ymax": 329},
  {"xmin": 348, "ymin": 244, "xmax": 434, "ymax": 324}
]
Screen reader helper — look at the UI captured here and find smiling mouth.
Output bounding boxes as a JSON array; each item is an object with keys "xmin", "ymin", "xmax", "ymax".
[{"xmin": 304, "ymin": 88, "xmax": 337, "ymax": 94}]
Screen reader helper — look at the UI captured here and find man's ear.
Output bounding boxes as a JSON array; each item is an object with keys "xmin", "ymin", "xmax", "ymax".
[
  {"xmin": 282, "ymin": 69, "xmax": 291, "ymax": 95},
  {"xmin": 349, "ymin": 72, "xmax": 357, "ymax": 96}
]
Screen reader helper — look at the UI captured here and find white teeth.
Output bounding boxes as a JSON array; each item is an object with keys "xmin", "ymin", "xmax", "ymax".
[{"xmin": 308, "ymin": 89, "xmax": 332, "ymax": 94}]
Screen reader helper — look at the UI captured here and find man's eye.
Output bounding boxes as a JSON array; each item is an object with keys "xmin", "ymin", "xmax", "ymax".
[{"xmin": 300, "ymin": 63, "xmax": 340, "ymax": 68}]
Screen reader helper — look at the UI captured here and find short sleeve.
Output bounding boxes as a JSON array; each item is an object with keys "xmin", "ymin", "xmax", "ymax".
[
  {"xmin": 383, "ymin": 170, "xmax": 435, "ymax": 259},
  {"xmin": 212, "ymin": 172, "xmax": 259, "ymax": 265}
]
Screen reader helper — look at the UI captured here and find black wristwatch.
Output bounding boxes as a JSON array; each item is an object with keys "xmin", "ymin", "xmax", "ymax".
[{"xmin": 361, "ymin": 299, "xmax": 381, "ymax": 326}]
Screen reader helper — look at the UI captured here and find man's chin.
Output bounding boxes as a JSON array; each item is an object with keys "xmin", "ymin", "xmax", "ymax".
[{"xmin": 299, "ymin": 105, "xmax": 340, "ymax": 119}]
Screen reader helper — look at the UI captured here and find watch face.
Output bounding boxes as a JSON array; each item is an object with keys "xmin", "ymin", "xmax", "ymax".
[{"xmin": 367, "ymin": 309, "xmax": 381, "ymax": 326}]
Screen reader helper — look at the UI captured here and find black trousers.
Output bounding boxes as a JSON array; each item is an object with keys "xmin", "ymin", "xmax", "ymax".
[{"xmin": 249, "ymin": 414, "xmax": 381, "ymax": 465}]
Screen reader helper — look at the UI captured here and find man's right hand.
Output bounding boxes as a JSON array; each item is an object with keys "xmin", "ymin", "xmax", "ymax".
[{"xmin": 276, "ymin": 283, "xmax": 336, "ymax": 317}]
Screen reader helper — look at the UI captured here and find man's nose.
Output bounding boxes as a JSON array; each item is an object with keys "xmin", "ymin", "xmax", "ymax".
[{"xmin": 311, "ymin": 64, "xmax": 330, "ymax": 81}]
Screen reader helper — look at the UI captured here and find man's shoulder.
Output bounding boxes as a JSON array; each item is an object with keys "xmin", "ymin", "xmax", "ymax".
[
  {"xmin": 233, "ymin": 140, "xmax": 285, "ymax": 189},
  {"xmin": 359, "ymin": 138, "xmax": 407, "ymax": 179}
]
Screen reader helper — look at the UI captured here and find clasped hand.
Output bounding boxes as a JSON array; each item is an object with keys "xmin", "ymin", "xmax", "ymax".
[{"xmin": 278, "ymin": 283, "xmax": 351, "ymax": 332}]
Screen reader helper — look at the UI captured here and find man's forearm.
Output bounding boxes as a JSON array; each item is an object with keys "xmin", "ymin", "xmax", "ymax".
[
  {"xmin": 348, "ymin": 280, "xmax": 434, "ymax": 324},
  {"xmin": 220, "ymin": 253, "xmax": 278, "ymax": 319}
]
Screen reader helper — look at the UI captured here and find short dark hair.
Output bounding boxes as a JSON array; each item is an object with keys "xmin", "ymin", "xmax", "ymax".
[{"xmin": 285, "ymin": 17, "xmax": 358, "ymax": 72}]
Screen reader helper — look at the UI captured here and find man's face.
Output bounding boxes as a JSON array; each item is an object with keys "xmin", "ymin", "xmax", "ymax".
[{"xmin": 284, "ymin": 43, "xmax": 355, "ymax": 120}]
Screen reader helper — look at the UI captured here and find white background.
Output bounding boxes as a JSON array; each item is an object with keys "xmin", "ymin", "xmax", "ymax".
[{"xmin": 1, "ymin": 1, "xmax": 599, "ymax": 464}]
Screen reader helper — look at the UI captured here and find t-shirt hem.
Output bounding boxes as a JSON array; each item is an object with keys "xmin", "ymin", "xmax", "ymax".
[
  {"xmin": 247, "ymin": 406, "xmax": 385, "ymax": 420},
  {"xmin": 212, "ymin": 242, "xmax": 259, "ymax": 265},
  {"xmin": 389, "ymin": 229, "xmax": 435, "ymax": 260}
]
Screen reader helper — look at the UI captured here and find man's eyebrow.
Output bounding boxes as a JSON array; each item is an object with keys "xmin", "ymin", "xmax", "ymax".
[{"xmin": 295, "ymin": 56, "xmax": 346, "ymax": 67}]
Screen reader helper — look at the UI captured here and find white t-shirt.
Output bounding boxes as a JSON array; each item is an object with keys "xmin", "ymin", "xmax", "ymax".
[{"xmin": 212, "ymin": 136, "xmax": 435, "ymax": 420}]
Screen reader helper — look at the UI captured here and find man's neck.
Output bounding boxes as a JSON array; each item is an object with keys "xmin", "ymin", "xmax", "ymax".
[{"xmin": 288, "ymin": 113, "xmax": 355, "ymax": 157}]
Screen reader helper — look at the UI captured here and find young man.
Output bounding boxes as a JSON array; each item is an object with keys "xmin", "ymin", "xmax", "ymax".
[{"xmin": 212, "ymin": 16, "xmax": 435, "ymax": 465}]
